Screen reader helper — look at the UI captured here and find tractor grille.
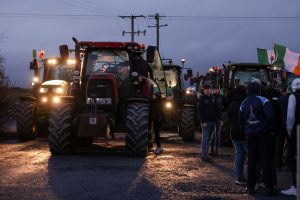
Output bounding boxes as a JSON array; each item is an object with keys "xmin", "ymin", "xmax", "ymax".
[{"xmin": 86, "ymin": 79, "xmax": 114, "ymax": 98}]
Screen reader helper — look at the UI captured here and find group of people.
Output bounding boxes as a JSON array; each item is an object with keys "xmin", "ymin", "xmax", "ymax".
[{"xmin": 197, "ymin": 79, "xmax": 299, "ymax": 196}]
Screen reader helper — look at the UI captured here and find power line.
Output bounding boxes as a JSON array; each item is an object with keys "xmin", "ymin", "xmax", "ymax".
[
  {"xmin": 119, "ymin": 15, "xmax": 146, "ymax": 42},
  {"xmin": 148, "ymin": 13, "xmax": 168, "ymax": 51}
]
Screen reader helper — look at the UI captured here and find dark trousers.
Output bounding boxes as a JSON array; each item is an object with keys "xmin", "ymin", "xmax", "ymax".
[
  {"xmin": 287, "ymin": 132, "xmax": 297, "ymax": 186},
  {"xmin": 246, "ymin": 132, "xmax": 275, "ymax": 189},
  {"xmin": 274, "ymin": 128, "xmax": 287, "ymax": 167},
  {"xmin": 153, "ymin": 120, "xmax": 161, "ymax": 148}
]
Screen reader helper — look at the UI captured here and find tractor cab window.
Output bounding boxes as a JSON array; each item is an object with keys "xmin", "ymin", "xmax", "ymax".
[
  {"xmin": 234, "ymin": 69, "xmax": 269, "ymax": 86},
  {"xmin": 85, "ymin": 50, "xmax": 129, "ymax": 82},
  {"xmin": 164, "ymin": 68, "xmax": 180, "ymax": 97},
  {"xmin": 45, "ymin": 64, "xmax": 74, "ymax": 82}
]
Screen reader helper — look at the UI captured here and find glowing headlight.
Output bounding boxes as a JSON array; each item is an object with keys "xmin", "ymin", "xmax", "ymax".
[
  {"xmin": 53, "ymin": 96, "xmax": 60, "ymax": 104},
  {"xmin": 186, "ymin": 90, "xmax": 191, "ymax": 95},
  {"xmin": 47, "ymin": 59, "xmax": 57, "ymax": 65},
  {"xmin": 39, "ymin": 88, "xmax": 48, "ymax": 93},
  {"xmin": 53, "ymin": 87, "xmax": 64, "ymax": 94},
  {"xmin": 41, "ymin": 97, "xmax": 47, "ymax": 103},
  {"xmin": 165, "ymin": 102, "xmax": 172, "ymax": 109}
]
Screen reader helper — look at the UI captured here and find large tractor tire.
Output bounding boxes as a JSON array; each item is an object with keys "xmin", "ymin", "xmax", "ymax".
[
  {"xmin": 125, "ymin": 102, "xmax": 149, "ymax": 157},
  {"xmin": 15, "ymin": 101, "xmax": 38, "ymax": 140},
  {"xmin": 48, "ymin": 103, "xmax": 74, "ymax": 154},
  {"xmin": 180, "ymin": 107, "xmax": 195, "ymax": 142}
]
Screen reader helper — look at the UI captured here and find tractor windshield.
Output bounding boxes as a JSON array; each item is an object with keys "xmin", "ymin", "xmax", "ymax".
[
  {"xmin": 234, "ymin": 69, "xmax": 269, "ymax": 86},
  {"xmin": 164, "ymin": 68, "xmax": 180, "ymax": 97},
  {"xmin": 85, "ymin": 50, "xmax": 130, "ymax": 81},
  {"xmin": 45, "ymin": 64, "xmax": 74, "ymax": 82}
]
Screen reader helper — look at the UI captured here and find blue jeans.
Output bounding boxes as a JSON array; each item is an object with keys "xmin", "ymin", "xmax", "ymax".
[
  {"xmin": 232, "ymin": 140, "xmax": 247, "ymax": 180},
  {"xmin": 211, "ymin": 121, "xmax": 221, "ymax": 153},
  {"xmin": 201, "ymin": 122, "xmax": 216, "ymax": 158}
]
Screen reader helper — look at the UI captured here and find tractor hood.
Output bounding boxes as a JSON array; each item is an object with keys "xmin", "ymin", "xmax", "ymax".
[{"xmin": 41, "ymin": 80, "xmax": 68, "ymax": 88}]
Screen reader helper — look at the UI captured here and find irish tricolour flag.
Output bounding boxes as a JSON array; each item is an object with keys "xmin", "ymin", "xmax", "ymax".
[
  {"xmin": 257, "ymin": 48, "xmax": 275, "ymax": 65},
  {"xmin": 257, "ymin": 44, "xmax": 300, "ymax": 75},
  {"xmin": 274, "ymin": 44, "xmax": 300, "ymax": 75}
]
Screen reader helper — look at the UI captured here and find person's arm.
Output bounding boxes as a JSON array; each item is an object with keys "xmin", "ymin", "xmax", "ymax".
[
  {"xmin": 263, "ymin": 101, "xmax": 277, "ymax": 132},
  {"xmin": 286, "ymin": 94, "xmax": 296, "ymax": 137},
  {"xmin": 197, "ymin": 97, "xmax": 206, "ymax": 124},
  {"xmin": 238, "ymin": 101, "xmax": 246, "ymax": 131}
]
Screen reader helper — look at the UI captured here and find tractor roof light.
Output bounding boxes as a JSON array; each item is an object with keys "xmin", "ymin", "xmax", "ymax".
[
  {"xmin": 33, "ymin": 77, "xmax": 39, "ymax": 83},
  {"xmin": 47, "ymin": 59, "xmax": 57, "ymax": 65},
  {"xmin": 53, "ymin": 87, "xmax": 64, "ymax": 94},
  {"xmin": 67, "ymin": 58, "xmax": 76, "ymax": 65}
]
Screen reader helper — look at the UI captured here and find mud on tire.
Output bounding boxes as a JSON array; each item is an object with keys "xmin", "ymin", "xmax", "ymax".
[
  {"xmin": 48, "ymin": 103, "xmax": 74, "ymax": 154},
  {"xmin": 180, "ymin": 107, "xmax": 195, "ymax": 142},
  {"xmin": 125, "ymin": 102, "xmax": 149, "ymax": 157},
  {"xmin": 16, "ymin": 101, "xmax": 38, "ymax": 140}
]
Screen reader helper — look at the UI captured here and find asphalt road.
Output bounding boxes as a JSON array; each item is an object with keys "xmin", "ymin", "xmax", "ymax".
[{"xmin": 0, "ymin": 121, "xmax": 296, "ymax": 200}]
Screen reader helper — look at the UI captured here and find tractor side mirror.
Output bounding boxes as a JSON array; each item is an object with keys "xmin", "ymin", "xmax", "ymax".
[
  {"xmin": 29, "ymin": 59, "xmax": 39, "ymax": 70},
  {"xmin": 59, "ymin": 45, "xmax": 69, "ymax": 62},
  {"xmin": 187, "ymin": 69, "xmax": 193, "ymax": 77},
  {"xmin": 146, "ymin": 46, "xmax": 156, "ymax": 63}
]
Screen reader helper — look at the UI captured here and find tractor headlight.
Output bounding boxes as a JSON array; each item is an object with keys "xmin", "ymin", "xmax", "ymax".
[
  {"xmin": 186, "ymin": 90, "xmax": 191, "ymax": 95},
  {"xmin": 165, "ymin": 101, "xmax": 172, "ymax": 109},
  {"xmin": 39, "ymin": 88, "xmax": 48, "ymax": 93},
  {"xmin": 53, "ymin": 96, "xmax": 60, "ymax": 104},
  {"xmin": 47, "ymin": 59, "xmax": 57, "ymax": 65},
  {"xmin": 53, "ymin": 87, "xmax": 64, "ymax": 94},
  {"xmin": 33, "ymin": 77, "xmax": 39, "ymax": 83},
  {"xmin": 41, "ymin": 97, "xmax": 48, "ymax": 103}
]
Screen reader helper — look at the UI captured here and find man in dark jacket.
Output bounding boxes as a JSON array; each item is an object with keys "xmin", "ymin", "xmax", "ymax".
[
  {"xmin": 227, "ymin": 85, "xmax": 247, "ymax": 185},
  {"xmin": 238, "ymin": 81, "xmax": 276, "ymax": 195},
  {"xmin": 197, "ymin": 85, "xmax": 219, "ymax": 162},
  {"xmin": 210, "ymin": 86, "xmax": 225, "ymax": 156}
]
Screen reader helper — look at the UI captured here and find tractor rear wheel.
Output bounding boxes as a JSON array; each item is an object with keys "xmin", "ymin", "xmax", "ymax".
[
  {"xmin": 16, "ymin": 101, "xmax": 38, "ymax": 140},
  {"xmin": 180, "ymin": 107, "xmax": 195, "ymax": 142},
  {"xmin": 48, "ymin": 103, "xmax": 74, "ymax": 154},
  {"xmin": 125, "ymin": 102, "xmax": 149, "ymax": 157}
]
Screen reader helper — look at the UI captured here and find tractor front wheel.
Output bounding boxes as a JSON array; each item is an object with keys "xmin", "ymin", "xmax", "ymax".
[
  {"xmin": 16, "ymin": 101, "xmax": 38, "ymax": 140},
  {"xmin": 180, "ymin": 107, "xmax": 195, "ymax": 142},
  {"xmin": 48, "ymin": 103, "xmax": 74, "ymax": 154},
  {"xmin": 125, "ymin": 102, "xmax": 149, "ymax": 157}
]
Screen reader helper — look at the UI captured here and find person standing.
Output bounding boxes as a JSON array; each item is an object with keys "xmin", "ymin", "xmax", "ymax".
[
  {"xmin": 197, "ymin": 85, "xmax": 219, "ymax": 162},
  {"xmin": 210, "ymin": 86, "xmax": 225, "ymax": 156},
  {"xmin": 227, "ymin": 85, "xmax": 247, "ymax": 185},
  {"xmin": 275, "ymin": 85, "xmax": 290, "ymax": 169},
  {"xmin": 238, "ymin": 81, "xmax": 277, "ymax": 195},
  {"xmin": 152, "ymin": 92, "xmax": 165, "ymax": 155},
  {"xmin": 281, "ymin": 79, "xmax": 300, "ymax": 196}
]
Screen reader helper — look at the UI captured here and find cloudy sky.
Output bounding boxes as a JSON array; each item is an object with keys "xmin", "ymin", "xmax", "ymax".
[{"xmin": 1, "ymin": 0, "xmax": 300, "ymax": 87}]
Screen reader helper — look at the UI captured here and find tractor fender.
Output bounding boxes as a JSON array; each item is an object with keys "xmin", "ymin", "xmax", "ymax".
[
  {"xmin": 127, "ymin": 98, "xmax": 149, "ymax": 104},
  {"xmin": 19, "ymin": 96, "xmax": 37, "ymax": 103},
  {"xmin": 142, "ymin": 78, "xmax": 154, "ymax": 99}
]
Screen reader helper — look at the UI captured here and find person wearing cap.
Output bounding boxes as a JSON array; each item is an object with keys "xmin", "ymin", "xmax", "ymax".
[
  {"xmin": 281, "ymin": 78, "xmax": 300, "ymax": 196},
  {"xmin": 238, "ymin": 81, "xmax": 277, "ymax": 195},
  {"xmin": 197, "ymin": 84, "xmax": 219, "ymax": 162},
  {"xmin": 152, "ymin": 92, "xmax": 165, "ymax": 155}
]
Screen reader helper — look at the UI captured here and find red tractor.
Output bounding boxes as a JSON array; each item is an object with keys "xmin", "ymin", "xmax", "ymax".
[{"xmin": 48, "ymin": 38, "xmax": 167, "ymax": 156}]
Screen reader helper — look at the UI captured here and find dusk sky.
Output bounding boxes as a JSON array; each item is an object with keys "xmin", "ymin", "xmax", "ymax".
[{"xmin": 1, "ymin": 0, "xmax": 300, "ymax": 87}]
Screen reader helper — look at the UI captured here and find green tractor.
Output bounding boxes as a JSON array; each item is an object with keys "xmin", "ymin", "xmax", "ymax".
[
  {"xmin": 220, "ymin": 62, "xmax": 279, "ymax": 145},
  {"xmin": 162, "ymin": 63, "xmax": 196, "ymax": 141},
  {"xmin": 16, "ymin": 55, "xmax": 75, "ymax": 140}
]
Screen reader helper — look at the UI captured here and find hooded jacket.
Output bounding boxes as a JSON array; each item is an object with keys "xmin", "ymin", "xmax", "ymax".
[{"xmin": 238, "ymin": 82, "xmax": 276, "ymax": 135}]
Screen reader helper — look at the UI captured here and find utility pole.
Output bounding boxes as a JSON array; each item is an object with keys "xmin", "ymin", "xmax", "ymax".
[
  {"xmin": 119, "ymin": 15, "xmax": 146, "ymax": 42},
  {"xmin": 148, "ymin": 13, "xmax": 168, "ymax": 51}
]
